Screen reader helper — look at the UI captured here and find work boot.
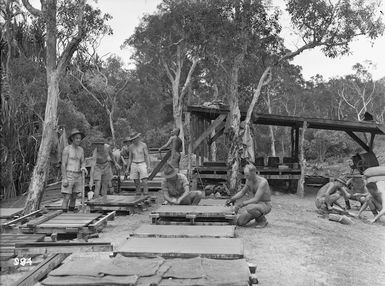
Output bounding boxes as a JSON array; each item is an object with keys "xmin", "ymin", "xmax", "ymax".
[{"xmin": 254, "ymin": 216, "xmax": 268, "ymax": 228}]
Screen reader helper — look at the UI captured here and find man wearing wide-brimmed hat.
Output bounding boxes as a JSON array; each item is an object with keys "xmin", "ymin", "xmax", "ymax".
[
  {"xmin": 161, "ymin": 164, "xmax": 203, "ymax": 205},
  {"xmin": 315, "ymin": 176, "xmax": 352, "ymax": 214},
  {"xmin": 61, "ymin": 128, "xmax": 88, "ymax": 211},
  {"xmin": 89, "ymin": 138, "xmax": 121, "ymax": 198},
  {"xmin": 125, "ymin": 132, "xmax": 151, "ymax": 196}
]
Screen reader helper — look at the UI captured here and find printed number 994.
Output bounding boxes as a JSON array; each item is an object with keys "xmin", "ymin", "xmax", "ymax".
[{"xmin": 13, "ymin": 257, "xmax": 32, "ymax": 266}]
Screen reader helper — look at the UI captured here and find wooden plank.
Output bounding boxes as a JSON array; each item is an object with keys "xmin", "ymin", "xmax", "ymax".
[
  {"xmin": 116, "ymin": 238, "xmax": 243, "ymax": 259},
  {"xmin": 26, "ymin": 210, "xmax": 63, "ymax": 228},
  {"xmin": 0, "ymin": 208, "xmax": 23, "ymax": 219},
  {"xmin": 15, "ymin": 242, "xmax": 113, "ymax": 256},
  {"xmin": 152, "ymin": 205, "xmax": 234, "ymax": 218},
  {"xmin": 346, "ymin": 130, "xmax": 370, "ymax": 152},
  {"xmin": 192, "ymin": 114, "xmax": 227, "ymax": 152},
  {"xmin": 148, "ymin": 150, "xmax": 171, "ymax": 180},
  {"xmin": 14, "ymin": 254, "xmax": 70, "ymax": 286},
  {"xmin": 200, "ymin": 199, "xmax": 228, "ymax": 206},
  {"xmin": 208, "ymin": 124, "xmax": 225, "ymax": 145},
  {"xmin": 88, "ymin": 211, "xmax": 116, "ymax": 230},
  {"xmin": 2, "ymin": 209, "xmax": 43, "ymax": 227},
  {"xmin": 132, "ymin": 225, "xmax": 235, "ymax": 238},
  {"xmin": 87, "ymin": 195, "xmax": 148, "ymax": 206}
]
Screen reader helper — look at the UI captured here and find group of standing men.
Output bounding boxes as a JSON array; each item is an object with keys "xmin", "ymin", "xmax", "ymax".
[{"xmin": 59, "ymin": 127, "xmax": 272, "ymax": 228}]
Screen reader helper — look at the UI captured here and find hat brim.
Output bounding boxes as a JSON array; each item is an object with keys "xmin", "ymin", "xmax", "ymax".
[
  {"xmin": 163, "ymin": 170, "xmax": 178, "ymax": 179},
  {"xmin": 128, "ymin": 133, "xmax": 141, "ymax": 141},
  {"xmin": 335, "ymin": 178, "xmax": 347, "ymax": 186},
  {"xmin": 68, "ymin": 132, "xmax": 85, "ymax": 142}
]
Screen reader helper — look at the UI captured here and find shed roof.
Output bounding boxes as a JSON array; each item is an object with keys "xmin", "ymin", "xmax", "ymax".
[{"xmin": 187, "ymin": 105, "xmax": 385, "ymax": 135}]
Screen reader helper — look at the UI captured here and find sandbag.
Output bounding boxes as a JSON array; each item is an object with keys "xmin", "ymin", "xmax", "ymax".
[
  {"xmin": 367, "ymin": 175, "xmax": 385, "ymax": 183},
  {"xmin": 364, "ymin": 166, "xmax": 385, "ymax": 177}
]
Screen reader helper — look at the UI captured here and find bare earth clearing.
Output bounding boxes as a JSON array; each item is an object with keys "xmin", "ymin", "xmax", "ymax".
[{"xmin": 1, "ymin": 188, "xmax": 384, "ymax": 286}]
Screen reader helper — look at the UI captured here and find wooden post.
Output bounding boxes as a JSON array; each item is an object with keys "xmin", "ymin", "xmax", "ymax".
[
  {"xmin": 294, "ymin": 126, "xmax": 300, "ymax": 161},
  {"xmin": 297, "ymin": 121, "xmax": 307, "ymax": 198},
  {"xmin": 291, "ymin": 127, "xmax": 295, "ymax": 158}
]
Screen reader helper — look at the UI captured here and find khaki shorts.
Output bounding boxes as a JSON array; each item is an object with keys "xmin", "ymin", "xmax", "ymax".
[
  {"xmin": 130, "ymin": 162, "xmax": 148, "ymax": 180},
  {"xmin": 61, "ymin": 171, "xmax": 82, "ymax": 194},
  {"xmin": 246, "ymin": 201, "xmax": 272, "ymax": 216},
  {"xmin": 94, "ymin": 162, "xmax": 113, "ymax": 182}
]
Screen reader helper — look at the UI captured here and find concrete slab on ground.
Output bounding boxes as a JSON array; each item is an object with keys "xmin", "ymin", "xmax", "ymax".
[
  {"xmin": 132, "ymin": 224, "xmax": 236, "ymax": 238},
  {"xmin": 116, "ymin": 237, "xmax": 244, "ymax": 259},
  {"xmin": 0, "ymin": 208, "xmax": 23, "ymax": 219}
]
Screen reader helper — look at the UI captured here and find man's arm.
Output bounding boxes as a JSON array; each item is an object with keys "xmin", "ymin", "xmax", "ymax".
[
  {"xmin": 108, "ymin": 146, "xmax": 121, "ymax": 169},
  {"xmin": 162, "ymin": 181, "xmax": 175, "ymax": 204},
  {"xmin": 226, "ymin": 185, "xmax": 248, "ymax": 205},
  {"xmin": 176, "ymin": 175, "xmax": 190, "ymax": 204},
  {"xmin": 357, "ymin": 200, "xmax": 369, "ymax": 218},
  {"xmin": 80, "ymin": 148, "xmax": 88, "ymax": 175},
  {"xmin": 61, "ymin": 147, "xmax": 69, "ymax": 186},
  {"xmin": 159, "ymin": 137, "xmax": 173, "ymax": 151},
  {"xmin": 242, "ymin": 181, "xmax": 267, "ymax": 206},
  {"xmin": 143, "ymin": 143, "xmax": 151, "ymax": 171},
  {"xmin": 126, "ymin": 147, "xmax": 133, "ymax": 174},
  {"xmin": 89, "ymin": 149, "xmax": 96, "ymax": 188}
]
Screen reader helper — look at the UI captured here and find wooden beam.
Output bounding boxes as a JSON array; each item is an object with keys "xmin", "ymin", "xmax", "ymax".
[
  {"xmin": 208, "ymin": 123, "xmax": 225, "ymax": 145},
  {"xmin": 294, "ymin": 127, "xmax": 299, "ymax": 161},
  {"xmin": 2, "ymin": 210, "xmax": 43, "ymax": 228},
  {"xmin": 148, "ymin": 151, "xmax": 171, "ymax": 180},
  {"xmin": 192, "ymin": 114, "xmax": 226, "ymax": 152},
  {"xmin": 369, "ymin": 133, "xmax": 376, "ymax": 151},
  {"xmin": 345, "ymin": 131, "xmax": 370, "ymax": 152},
  {"xmin": 26, "ymin": 210, "xmax": 62, "ymax": 228},
  {"xmin": 14, "ymin": 253, "xmax": 70, "ymax": 286},
  {"xmin": 291, "ymin": 127, "xmax": 295, "ymax": 158}
]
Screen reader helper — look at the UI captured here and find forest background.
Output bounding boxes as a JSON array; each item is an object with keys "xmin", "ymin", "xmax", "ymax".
[{"xmin": 1, "ymin": 0, "xmax": 384, "ymax": 200}]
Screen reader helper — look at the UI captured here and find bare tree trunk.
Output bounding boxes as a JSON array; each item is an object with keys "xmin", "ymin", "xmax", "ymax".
[
  {"xmin": 24, "ymin": 73, "xmax": 59, "ymax": 212},
  {"xmin": 266, "ymin": 93, "xmax": 276, "ymax": 156},
  {"xmin": 23, "ymin": 0, "xmax": 85, "ymax": 213},
  {"xmin": 297, "ymin": 121, "xmax": 307, "ymax": 198},
  {"xmin": 108, "ymin": 105, "xmax": 116, "ymax": 147},
  {"xmin": 211, "ymin": 128, "xmax": 217, "ymax": 161},
  {"xmin": 226, "ymin": 56, "xmax": 243, "ymax": 193}
]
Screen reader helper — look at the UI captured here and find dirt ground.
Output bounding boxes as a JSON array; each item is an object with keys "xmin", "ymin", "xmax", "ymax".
[{"xmin": 1, "ymin": 188, "xmax": 385, "ymax": 286}]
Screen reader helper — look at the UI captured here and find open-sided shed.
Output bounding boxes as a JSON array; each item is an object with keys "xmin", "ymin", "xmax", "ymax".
[{"xmin": 187, "ymin": 105, "xmax": 384, "ymax": 190}]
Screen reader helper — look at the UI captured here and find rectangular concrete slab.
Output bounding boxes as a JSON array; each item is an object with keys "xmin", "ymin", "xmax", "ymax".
[
  {"xmin": 116, "ymin": 238, "xmax": 244, "ymax": 259},
  {"xmin": 152, "ymin": 205, "xmax": 234, "ymax": 218},
  {"xmin": 132, "ymin": 225, "xmax": 236, "ymax": 238},
  {"xmin": 87, "ymin": 195, "xmax": 148, "ymax": 206},
  {"xmin": 200, "ymin": 199, "xmax": 228, "ymax": 206},
  {"xmin": 0, "ymin": 208, "xmax": 23, "ymax": 219}
]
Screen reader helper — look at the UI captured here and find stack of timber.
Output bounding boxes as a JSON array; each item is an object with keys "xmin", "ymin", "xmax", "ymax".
[
  {"xmin": 1, "ymin": 209, "xmax": 46, "ymax": 230},
  {"xmin": 150, "ymin": 205, "xmax": 236, "ymax": 225},
  {"xmin": 0, "ymin": 233, "xmax": 45, "ymax": 273},
  {"xmin": 86, "ymin": 195, "xmax": 152, "ymax": 213},
  {"xmin": 19, "ymin": 210, "xmax": 115, "ymax": 239}
]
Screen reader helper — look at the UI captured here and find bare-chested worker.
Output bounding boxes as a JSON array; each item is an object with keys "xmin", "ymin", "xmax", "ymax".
[
  {"xmin": 159, "ymin": 128, "xmax": 183, "ymax": 170},
  {"xmin": 356, "ymin": 181, "xmax": 385, "ymax": 223},
  {"xmin": 89, "ymin": 138, "xmax": 121, "ymax": 198},
  {"xmin": 125, "ymin": 132, "xmax": 151, "ymax": 196},
  {"xmin": 120, "ymin": 137, "xmax": 131, "ymax": 177},
  {"xmin": 61, "ymin": 129, "xmax": 88, "ymax": 211},
  {"xmin": 225, "ymin": 164, "xmax": 272, "ymax": 227},
  {"xmin": 315, "ymin": 177, "xmax": 352, "ymax": 214}
]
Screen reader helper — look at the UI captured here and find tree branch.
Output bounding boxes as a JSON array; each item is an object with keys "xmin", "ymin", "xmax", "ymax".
[
  {"xmin": 71, "ymin": 73, "xmax": 104, "ymax": 108},
  {"xmin": 180, "ymin": 57, "xmax": 199, "ymax": 101},
  {"xmin": 21, "ymin": 0, "xmax": 43, "ymax": 17},
  {"xmin": 162, "ymin": 58, "xmax": 175, "ymax": 83},
  {"xmin": 57, "ymin": 0, "xmax": 86, "ymax": 74}
]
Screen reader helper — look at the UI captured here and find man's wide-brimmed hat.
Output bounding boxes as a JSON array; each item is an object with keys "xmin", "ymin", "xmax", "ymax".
[
  {"xmin": 92, "ymin": 138, "xmax": 106, "ymax": 145},
  {"xmin": 123, "ymin": 136, "xmax": 132, "ymax": 143},
  {"xmin": 163, "ymin": 163, "xmax": 178, "ymax": 179},
  {"xmin": 68, "ymin": 128, "xmax": 85, "ymax": 143},
  {"xmin": 128, "ymin": 132, "xmax": 141, "ymax": 141},
  {"xmin": 335, "ymin": 177, "xmax": 348, "ymax": 186}
]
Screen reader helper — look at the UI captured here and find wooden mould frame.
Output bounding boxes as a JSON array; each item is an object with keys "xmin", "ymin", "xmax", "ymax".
[{"xmin": 86, "ymin": 195, "xmax": 152, "ymax": 213}]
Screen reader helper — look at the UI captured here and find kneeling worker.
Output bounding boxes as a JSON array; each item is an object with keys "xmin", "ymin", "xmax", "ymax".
[
  {"xmin": 315, "ymin": 177, "xmax": 351, "ymax": 214},
  {"xmin": 356, "ymin": 181, "xmax": 385, "ymax": 223},
  {"xmin": 225, "ymin": 164, "xmax": 272, "ymax": 228},
  {"xmin": 162, "ymin": 164, "xmax": 203, "ymax": 205}
]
